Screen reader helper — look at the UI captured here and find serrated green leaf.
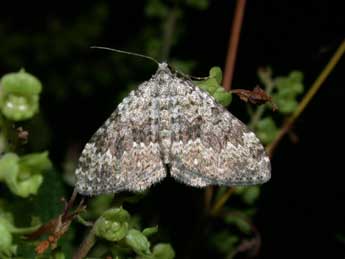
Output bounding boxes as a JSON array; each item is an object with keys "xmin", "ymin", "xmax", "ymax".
[
  {"xmin": 125, "ymin": 229, "xmax": 151, "ymax": 256},
  {"xmin": 152, "ymin": 243, "xmax": 175, "ymax": 259},
  {"xmin": 142, "ymin": 226, "xmax": 158, "ymax": 237},
  {"xmin": 289, "ymin": 70, "xmax": 303, "ymax": 82},
  {"xmin": 275, "ymin": 70, "xmax": 304, "ymax": 95},
  {"xmin": 255, "ymin": 117, "xmax": 278, "ymax": 145},
  {"xmin": 213, "ymin": 87, "xmax": 232, "ymax": 107},
  {"xmin": 209, "ymin": 66, "xmax": 223, "ymax": 84},
  {"xmin": 273, "ymin": 96, "xmax": 298, "ymax": 114}
]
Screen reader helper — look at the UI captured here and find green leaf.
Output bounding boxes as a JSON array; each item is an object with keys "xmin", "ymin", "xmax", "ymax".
[
  {"xmin": 213, "ymin": 87, "xmax": 232, "ymax": 107},
  {"xmin": 186, "ymin": 0, "xmax": 209, "ymax": 10},
  {"xmin": 152, "ymin": 243, "xmax": 175, "ymax": 259},
  {"xmin": 255, "ymin": 117, "xmax": 278, "ymax": 145},
  {"xmin": 52, "ymin": 251, "xmax": 66, "ymax": 259},
  {"xmin": 273, "ymin": 95, "xmax": 298, "ymax": 114},
  {"xmin": 241, "ymin": 186, "xmax": 260, "ymax": 205},
  {"xmin": 0, "ymin": 219, "xmax": 13, "ymax": 255},
  {"xmin": 209, "ymin": 66, "xmax": 223, "ymax": 84},
  {"xmin": 0, "ymin": 153, "xmax": 45, "ymax": 197},
  {"xmin": 209, "ymin": 230, "xmax": 239, "ymax": 254},
  {"xmin": 142, "ymin": 226, "xmax": 158, "ymax": 237},
  {"xmin": 289, "ymin": 71, "xmax": 304, "ymax": 83},
  {"xmin": 18, "ymin": 151, "xmax": 52, "ymax": 174},
  {"xmin": 125, "ymin": 229, "xmax": 151, "ymax": 256},
  {"xmin": 224, "ymin": 213, "xmax": 252, "ymax": 234},
  {"xmin": 94, "ymin": 207, "xmax": 130, "ymax": 242},
  {"xmin": 275, "ymin": 70, "xmax": 304, "ymax": 95},
  {"xmin": 196, "ymin": 77, "xmax": 219, "ymax": 95},
  {"xmin": 145, "ymin": 0, "xmax": 168, "ymax": 18}
]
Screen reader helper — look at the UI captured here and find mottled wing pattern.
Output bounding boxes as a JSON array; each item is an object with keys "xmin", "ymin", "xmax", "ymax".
[
  {"xmin": 75, "ymin": 81, "xmax": 166, "ymax": 195},
  {"xmin": 169, "ymin": 77, "xmax": 271, "ymax": 187},
  {"xmin": 75, "ymin": 63, "xmax": 271, "ymax": 195}
]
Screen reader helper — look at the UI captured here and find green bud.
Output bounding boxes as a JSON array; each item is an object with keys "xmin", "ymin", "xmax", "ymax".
[
  {"xmin": 0, "ymin": 69, "xmax": 42, "ymax": 96},
  {"xmin": 196, "ymin": 77, "xmax": 219, "ymax": 95},
  {"xmin": 0, "ymin": 152, "xmax": 51, "ymax": 197},
  {"xmin": 0, "ymin": 69, "xmax": 42, "ymax": 121},
  {"xmin": 94, "ymin": 207, "xmax": 130, "ymax": 242},
  {"xmin": 152, "ymin": 243, "xmax": 175, "ymax": 259},
  {"xmin": 213, "ymin": 87, "xmax": 232, "ymax": 107},
  {"xmin": 125, "ymin": 229, "xmax": 151, "ymax": 256},
  {"xmin": 209, "ymin": 66, "xmax": 223, "ymax": 85},
  {"xmin": 142, "ymin": 226, "xmax": 158, "ymax": 237}
]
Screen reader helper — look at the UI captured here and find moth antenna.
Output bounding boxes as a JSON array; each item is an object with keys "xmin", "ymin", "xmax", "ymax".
[{"xmin": 90, "ymin": 46, "xmax": 160, "ymax": 65}]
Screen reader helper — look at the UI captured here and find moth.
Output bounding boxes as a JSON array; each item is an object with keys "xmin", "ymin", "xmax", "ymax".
[{"xmin": 75, "ymin": 54, "xmax": 271, "ymax": 195}]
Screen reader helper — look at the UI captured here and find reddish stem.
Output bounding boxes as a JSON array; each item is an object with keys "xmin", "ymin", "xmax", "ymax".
[{"xmin": 223, "ymin": 0, "xmax": 246, "ymax": 91}]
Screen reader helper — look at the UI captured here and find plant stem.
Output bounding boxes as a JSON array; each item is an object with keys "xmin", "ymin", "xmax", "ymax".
[
  {"xmin": 267, "ymin": 39, "xmax": 345, "ymax": 157},
  {"xmin": 73, "ymin": 224, "xmax": 97, "ymax": 259},
  {"xmin": 210, "ymin": 188, "xmax": 235, "ymax": 216},
  {"xmin": 161, "ymin": 6, "xmax": 179, "ymax": 61},
  {"xmin": 207, "ymin": 0, "xmax": 247, "ymax": 214},
  {"xmin": 223, "ymin": 0, "xmax": 246, "ymax": 91}
]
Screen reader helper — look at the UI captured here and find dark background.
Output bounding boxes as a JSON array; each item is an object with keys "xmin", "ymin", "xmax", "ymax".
[{"xmin": 1, "ymin": 1, "xmax": 344, "ymax": 258}]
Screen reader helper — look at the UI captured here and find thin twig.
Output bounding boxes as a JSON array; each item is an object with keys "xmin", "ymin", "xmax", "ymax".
[
  {"xmin": 210, "ymin": 188, "xmax": 235, "ymax": 216},
  {"xmin": 223, "ymin": 0, "xmax": 247, "ymax": 91},
  {"xmin": 73, "ymin": 225, "xmax": 97, "ymax": 259},
  {"xmin": 267, "ymin": 39, "xmax": 345, "ymax": 157}
]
